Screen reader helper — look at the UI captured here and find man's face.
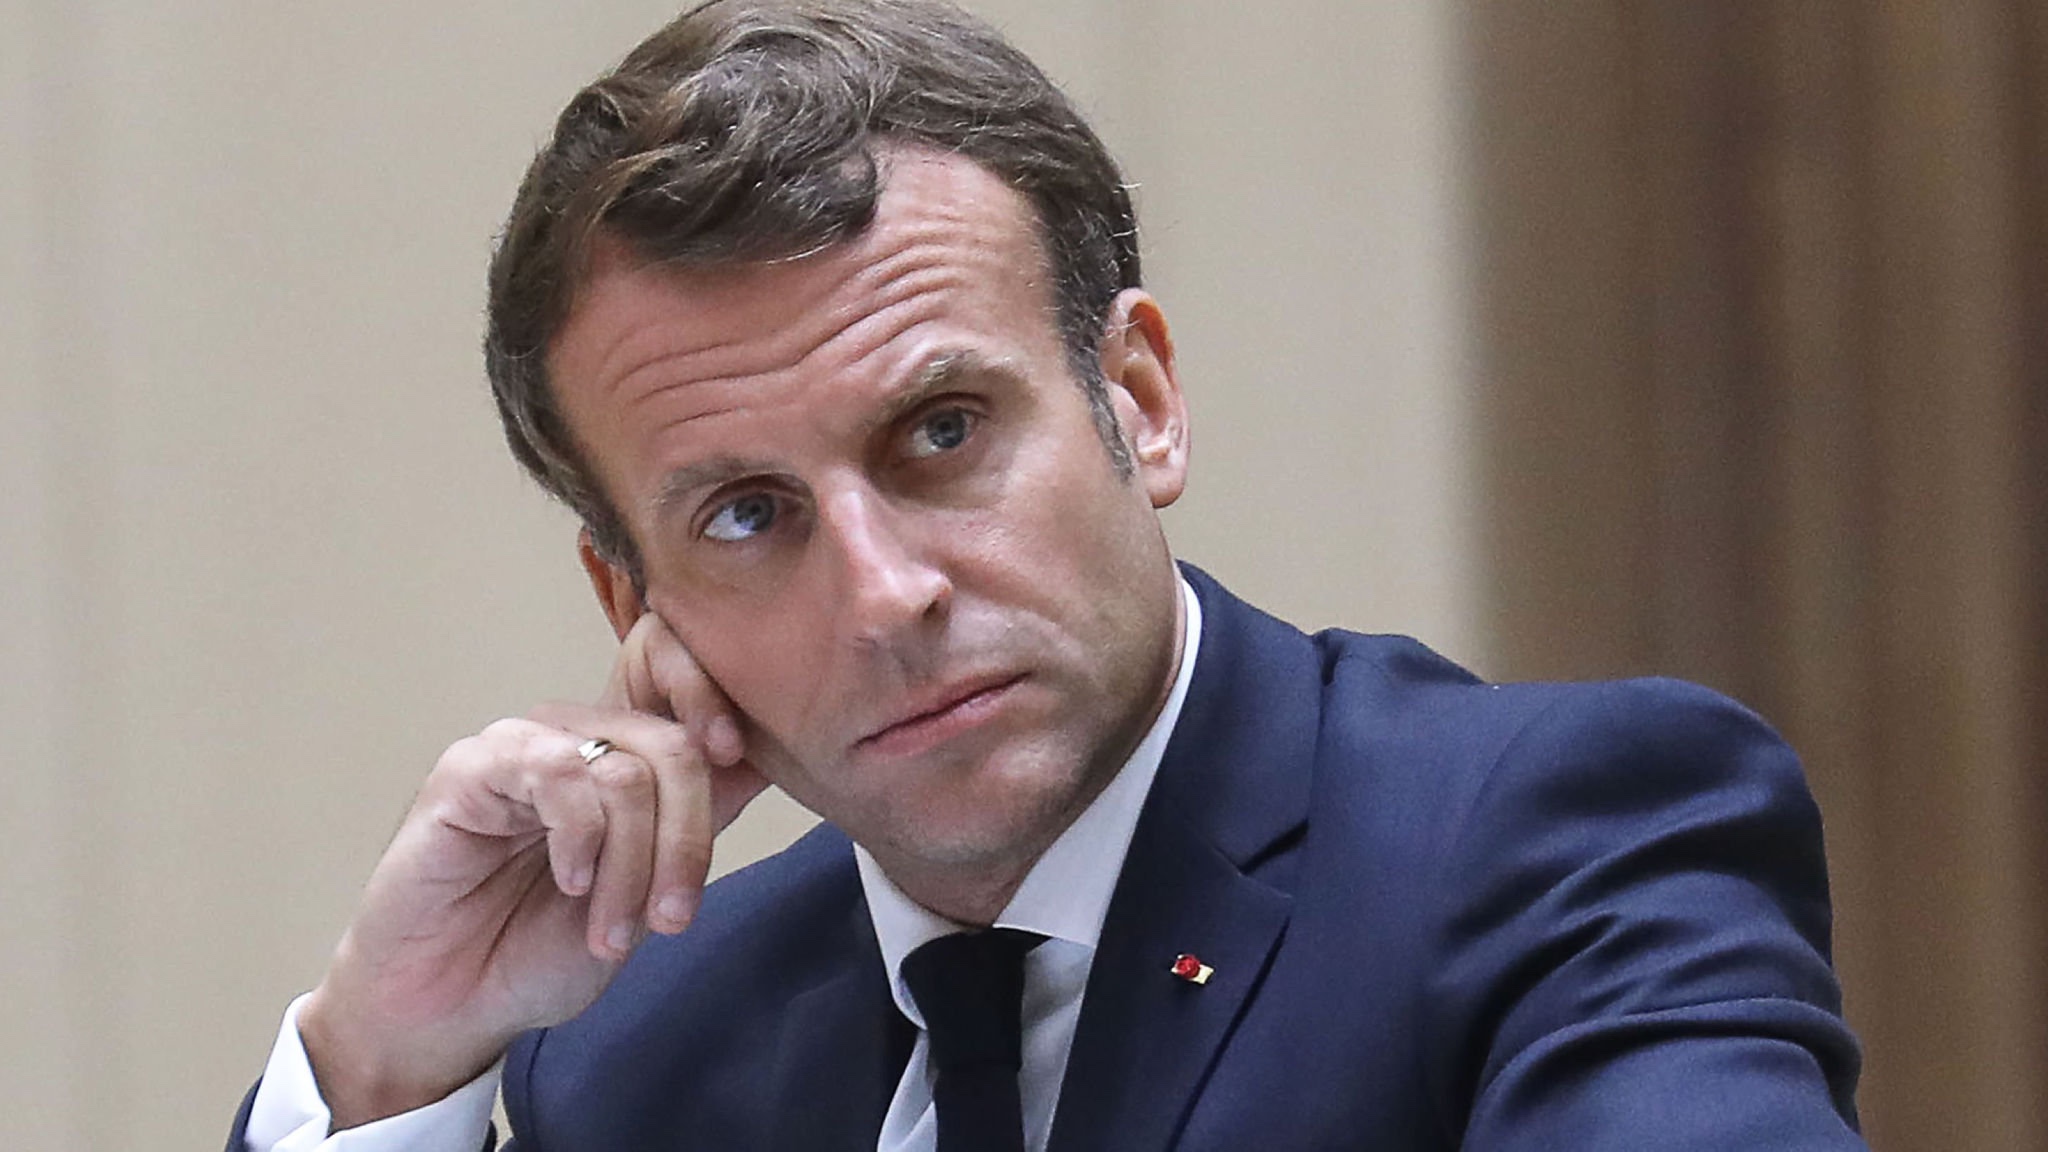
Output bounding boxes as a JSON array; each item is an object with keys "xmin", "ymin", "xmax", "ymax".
[{"xmin": 549, "ymin": 148, "xmax": 1189, "ymax": 889}]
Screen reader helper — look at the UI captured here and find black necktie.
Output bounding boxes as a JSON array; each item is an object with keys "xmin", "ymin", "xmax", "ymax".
[{"xmin": 900, "ymin": 928, "xmax": 1046, "ymax": 1152}]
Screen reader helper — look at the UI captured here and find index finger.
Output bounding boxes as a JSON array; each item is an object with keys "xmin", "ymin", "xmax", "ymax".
[{"xmin": 601, "ymin": 612, "xmax": 745, "ymax": 767}]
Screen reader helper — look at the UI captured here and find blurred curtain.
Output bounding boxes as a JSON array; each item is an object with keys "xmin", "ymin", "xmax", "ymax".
[{"xmin": 1463, "ymin": 3, "xmax": 2045, "ymax": 1150}]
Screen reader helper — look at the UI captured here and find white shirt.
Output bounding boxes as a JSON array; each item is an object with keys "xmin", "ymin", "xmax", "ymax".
[{"xmin": 244, "ymin": 577, "xmax": 1201, "ymax": 1152}]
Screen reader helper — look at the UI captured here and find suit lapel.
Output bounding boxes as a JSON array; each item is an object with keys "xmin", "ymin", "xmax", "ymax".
[
  {"xmin": 1047, "ymin": 566, "xmax": 1322, "ymax": 1152},
  {"xmin": 768, "ymin": 896, "xmax": 915, "ymax": 1152},
  {"xmin": 1045, "ymin": 803, "xmax": 1293, "ymax": 1152}
]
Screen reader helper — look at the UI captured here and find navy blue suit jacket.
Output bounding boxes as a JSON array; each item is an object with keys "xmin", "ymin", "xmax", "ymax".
[{"xmin": 233, "ymin": 566, "xmax": 1864, "ymax": 1149}]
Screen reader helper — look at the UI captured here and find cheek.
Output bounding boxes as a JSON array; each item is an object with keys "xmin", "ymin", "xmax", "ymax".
[
  {"xmin": 648, "ymin": 592, "xmax": 829, "ymax": 741},
  {"xmin": 965, "ymin": 451, "xmax": 1166, "ymax": 662},
  {"xmin": 1016, "ymin": 450, "xmax": 1159, "ymax": 585}
]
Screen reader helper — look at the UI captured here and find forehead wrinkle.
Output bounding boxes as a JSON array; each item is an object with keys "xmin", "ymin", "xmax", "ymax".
[
  {"xmin": 792, "ymin": 264, "xmax": 962, "ymax": 380},
  {"xmin": 612, "ymin": 253, "xmax": 965, "ymax": 450},
  {"xmin": 606, "ymin": 228, "xmax": 969, "ymax": 412},
  {"xmin": 783, "ymin": 222, "xmax": 1038, "ymax": 388},
  {"xmin": 560, "ymin": 263, "xmax": 730, "ymax": 405},
  {"xmin": 601, "ymin": 340, "xmax": 737, "ymax": 408}
]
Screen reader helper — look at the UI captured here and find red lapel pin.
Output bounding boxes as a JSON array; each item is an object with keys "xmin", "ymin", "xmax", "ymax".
[{"xmin": 1170, "ymin": 953, "xmax": 1214, "ymax": 985}]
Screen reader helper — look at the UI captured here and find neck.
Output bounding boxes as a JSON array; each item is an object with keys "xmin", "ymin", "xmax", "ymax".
[{"xmin": 881, "ymin": 850, "xmax": 1042, "ymax": 928}]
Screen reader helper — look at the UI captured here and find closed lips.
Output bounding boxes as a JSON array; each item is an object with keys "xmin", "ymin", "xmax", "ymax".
[{"xmin": 858, "ymin": 675, "xmax": 1024, "ymax": 748}]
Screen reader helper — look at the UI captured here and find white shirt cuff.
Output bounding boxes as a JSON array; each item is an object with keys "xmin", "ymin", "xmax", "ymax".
[{"xmin": 243, "ymin": 993, "xmax": 502, "ymax": 1152}]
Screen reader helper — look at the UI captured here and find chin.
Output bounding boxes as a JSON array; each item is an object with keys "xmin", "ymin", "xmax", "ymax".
[{"xmin": 867, "ymin": 738, "xmax": 1104, "ymax": 871}]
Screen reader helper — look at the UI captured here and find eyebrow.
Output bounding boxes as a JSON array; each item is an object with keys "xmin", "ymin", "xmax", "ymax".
[
  {"xmin": 650, "ymin": 454, "xmax": 782, "ymax": 525},
  {"xmin": 865, "ymin": 350, "xmax": 1023, "ymax": 433},
  {"xmin": 647, "ymin": 349, "xmax": 1026, "ymax": 523}
]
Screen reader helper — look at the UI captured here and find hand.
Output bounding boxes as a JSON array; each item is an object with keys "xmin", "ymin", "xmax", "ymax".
[{"xmin": 298, "ymin": 612, "xmax": 770, "ymax": 1129}]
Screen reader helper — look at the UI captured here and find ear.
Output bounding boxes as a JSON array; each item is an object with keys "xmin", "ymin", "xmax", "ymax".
[
  {"xmin": 1098, "ymin": 289, "xmax": 1190, "ymax": 508},
  {"xmin": 578, "ymin": 529, "xmax": 642, "ymax": 641}
]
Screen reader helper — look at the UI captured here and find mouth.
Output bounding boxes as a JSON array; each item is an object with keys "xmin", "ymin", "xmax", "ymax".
[{"xmin": 855, "ymin": 674, "xmax": 1027, "ymax": 760}]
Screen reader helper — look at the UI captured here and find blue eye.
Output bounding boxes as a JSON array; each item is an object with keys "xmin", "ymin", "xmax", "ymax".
[
  {"xmin": 704, "ymin": 493, "xmax": 777, "ymax": 542},
  {"xmin": 907, "ymin": 408, "xmax": 974, "ymax": 458}
]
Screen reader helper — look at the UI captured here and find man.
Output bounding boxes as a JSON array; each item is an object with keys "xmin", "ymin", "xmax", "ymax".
[{"xmin": 230, "ymin": 1, "xmax": 1866, "ymax": 1148}]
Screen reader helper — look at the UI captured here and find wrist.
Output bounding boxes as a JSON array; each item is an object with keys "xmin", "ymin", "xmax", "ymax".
[{"xmin": 298, "ymin": 984, "xmax": 506, "ymax": 1131}]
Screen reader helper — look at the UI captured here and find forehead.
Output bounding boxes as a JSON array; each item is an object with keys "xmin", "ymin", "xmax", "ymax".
[
  {"xmin": 553, "ymin": 148, "xmax": 1058, "ymax": 394},
  {"xmin": 546, "ymin": 149, "xmax": 1065, "ymax": 495}
]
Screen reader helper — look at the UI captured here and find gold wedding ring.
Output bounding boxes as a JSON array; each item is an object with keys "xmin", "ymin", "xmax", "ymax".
[{"xmin": 576, "ymin": 737, "xmax": 617, "ymax": 765}]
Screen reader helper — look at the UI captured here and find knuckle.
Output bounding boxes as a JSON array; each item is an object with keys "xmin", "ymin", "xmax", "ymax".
[
  {"xmin": 549, "ymin": 815, "xmax": 601, "ymax": 850},
  {"xmin": 590, "ymin": 753, "xmax": 652, "ymax": 795},
  {"xmin": 527, "ymin": 746, "xmax": 582, "ymax": 786},
  {"xmin": 433, "ymin": 735, "xmax": 479, "ymax": 772},
  {"xmin": 520, "ymin": 756, "xmax": 588, "ymax": 811},
  {"xmin": 432, "ymin": 734, "xmax": 496, "ymax": 782},
  {"xmin": 480, "ymin": 716, "xmax": 549, "ymax": 750}
]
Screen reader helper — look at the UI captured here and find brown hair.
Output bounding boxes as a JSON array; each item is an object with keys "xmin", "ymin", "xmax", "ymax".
[{"xmin": 485, "ymin": 0, "xmax": 1143, "ymax": 573}]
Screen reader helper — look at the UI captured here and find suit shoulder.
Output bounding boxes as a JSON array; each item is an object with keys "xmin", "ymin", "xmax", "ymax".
[
  {"xmin": 1460, "ymin": 675, "xmax": 1809, "ymax": 819},
  {"xmin": 1404, "ymin": 678, "xmax": 1852, "ymax": 1127},
  {"xmin": 1313, "ymin": 630, "xmax": 1800, "ymax": 789},
  {"xmin": 1307, "ymin": 630, "xmax": 1552, "ymax": 778},
  {"xmin": 1305, "ymin": 637, "xmax": 1819, "ymax": 877}
]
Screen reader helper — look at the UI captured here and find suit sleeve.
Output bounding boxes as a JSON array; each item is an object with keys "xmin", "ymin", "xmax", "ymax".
[{"xmin": 1429, "ymin": 679, "xmax": 1866, "ymax": 1150}]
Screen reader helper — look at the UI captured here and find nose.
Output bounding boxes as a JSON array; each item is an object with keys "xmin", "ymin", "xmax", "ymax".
[{"xmin": 820, "ymin": 481, "xmax": 952, "ymax": 648}]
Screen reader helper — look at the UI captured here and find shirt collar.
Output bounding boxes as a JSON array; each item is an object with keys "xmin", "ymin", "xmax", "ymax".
[{"xmin": 855, "ymin": 575, "xmax": 1204, "ymax": 1024}]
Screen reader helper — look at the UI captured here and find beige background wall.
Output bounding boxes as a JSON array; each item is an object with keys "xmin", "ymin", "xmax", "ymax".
[{"xmin": 0, "ymin": 2, "xmax": 1478, "ymax": 1147}]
